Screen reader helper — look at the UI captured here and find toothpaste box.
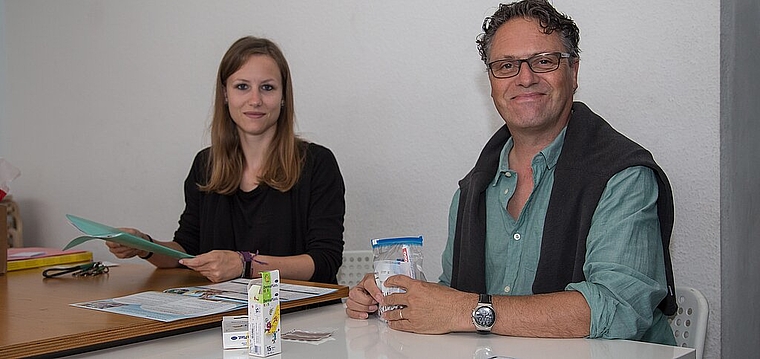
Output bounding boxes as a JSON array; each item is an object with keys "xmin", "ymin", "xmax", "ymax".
[
  {"xmin": 248, "ymin": 270, "xmax": 281, "ymax": 357},
  {"xmin": 221, "ymin": 315, "xmax": 248, "ymax": 349}
]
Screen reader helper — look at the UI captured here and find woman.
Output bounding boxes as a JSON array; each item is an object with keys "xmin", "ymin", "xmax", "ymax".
[{"xmin": 107, "ymin": 37, "xmax": 345, "ymax": 284}]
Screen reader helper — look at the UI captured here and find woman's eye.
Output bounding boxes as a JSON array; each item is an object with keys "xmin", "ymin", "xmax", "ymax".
[
  {"xmin": 235, "ymin": 83, "xmax": 249, "ymax": 90},
  {"xmin": 261, "ymin": 84, "xmax": 275, "ymax": 91}
]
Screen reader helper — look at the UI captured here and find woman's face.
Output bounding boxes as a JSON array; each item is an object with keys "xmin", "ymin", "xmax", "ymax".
[{"xmin": 225, "ymin": 55, "xmax": 283, "ymax": 141}]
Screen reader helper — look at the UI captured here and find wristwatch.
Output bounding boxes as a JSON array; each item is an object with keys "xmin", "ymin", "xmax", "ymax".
[{"xmin": 472, "ymin": 294, "xmax": 495, "ymax": 334}]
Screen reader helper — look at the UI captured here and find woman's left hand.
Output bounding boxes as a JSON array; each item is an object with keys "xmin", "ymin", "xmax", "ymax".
[{"xmin": 179, "ymin": 250, "xmax": 243, "ymax": 282}]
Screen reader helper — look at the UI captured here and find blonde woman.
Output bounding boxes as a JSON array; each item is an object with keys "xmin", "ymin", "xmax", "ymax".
[{"xmin": 107, "ymin": 37, "xmax": 345, "ymax": 284}]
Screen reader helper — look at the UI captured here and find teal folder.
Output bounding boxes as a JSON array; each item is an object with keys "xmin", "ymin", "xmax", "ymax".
[{"xmin": 64, "ymin": 214, "xmax": 194, "ymax": 259}]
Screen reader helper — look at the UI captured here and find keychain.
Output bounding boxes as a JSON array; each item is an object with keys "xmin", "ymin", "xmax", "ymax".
[{"xmin": 42, "ymin": 262, "xmax": 109, "ymax": 278}]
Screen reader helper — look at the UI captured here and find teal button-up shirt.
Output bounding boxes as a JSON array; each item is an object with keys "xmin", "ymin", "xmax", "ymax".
[{"xmin": 439, "ymin": 127, "xmax": 675, "ymax": 345}]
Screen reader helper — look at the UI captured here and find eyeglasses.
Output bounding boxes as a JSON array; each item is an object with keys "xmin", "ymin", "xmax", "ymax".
[{"xmin": 487, "ymin": 52, "xmax": 575, "ymax": 79}]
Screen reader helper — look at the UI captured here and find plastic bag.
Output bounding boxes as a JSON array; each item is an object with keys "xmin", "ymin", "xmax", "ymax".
[{"xmin": 371, "ymin": 236, "xmax": 426, "ymax": 318}]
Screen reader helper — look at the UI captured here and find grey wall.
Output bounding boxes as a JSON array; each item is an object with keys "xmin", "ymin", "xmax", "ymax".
[
  {"xmin": 720, "ymin": 0, "xmax": 760, "ymax": 358},
  {"xmin": 0, "ymin": 1, "xmax": 733, "ymax": 357}
]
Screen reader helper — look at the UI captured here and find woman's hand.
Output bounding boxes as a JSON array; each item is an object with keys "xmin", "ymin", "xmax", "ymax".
[
  {"xmin": 179, "ymin": 250, "xmax": 243, "ymax": 283},
  {"xmin": 345, "ymin": 273, "xmax": 383, "ymax": 319},
  {"xmin": 105, "ymin": 227, "xmax": 151, "ymax": 259}
]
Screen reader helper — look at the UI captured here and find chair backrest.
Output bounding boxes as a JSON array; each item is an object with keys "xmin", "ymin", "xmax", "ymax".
[
  {"xmin": 337, "ymin": 250, "xmax": 373, "ymax": 287},
  {"xmin": 669, "ymin": 286, "xmax": 709, "ymax": 359}
]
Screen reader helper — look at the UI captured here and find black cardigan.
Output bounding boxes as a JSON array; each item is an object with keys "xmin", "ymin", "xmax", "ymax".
[
  {"xmin": 173, "ymin": 143, "xmax": 346, "ymax": 284},
  {"xmin": 450, "ymin": 102, "xmax": 677, "ymax": 315}
]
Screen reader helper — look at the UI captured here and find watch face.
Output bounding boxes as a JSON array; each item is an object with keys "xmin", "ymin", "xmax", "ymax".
[{"xmin": 474, "ymin": 306, "xmax": 495, "ymax": 326}]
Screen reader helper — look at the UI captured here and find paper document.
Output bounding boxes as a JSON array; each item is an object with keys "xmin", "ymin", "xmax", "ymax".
[
  {"xmin": 63, "ymin": 214, "xmax": 193, "ymax": 259},
  {"xmin": 202, "ymin": 278, "xmax": 338, "ymax": 302},
  {"xmin": 70, "ymin": 278, "xmax": 338, "ymax": 322},
  {"xmin": 71, "ymin": 291, "xmax": 245, "ymax": 322}
]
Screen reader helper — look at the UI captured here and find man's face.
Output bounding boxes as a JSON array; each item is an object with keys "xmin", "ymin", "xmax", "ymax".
[{"xmin": 488, "ymin": 18, "xmax": 579, "ymax": 135}]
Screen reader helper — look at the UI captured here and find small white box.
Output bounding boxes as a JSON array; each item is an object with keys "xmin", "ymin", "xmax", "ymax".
[
  {"xmin": 221, "ymin": 315, "xmax": 249, "ymax": 349},
  {"xmin": 248, "ymin": 270, "xmax": 281, "ymax": 357}
]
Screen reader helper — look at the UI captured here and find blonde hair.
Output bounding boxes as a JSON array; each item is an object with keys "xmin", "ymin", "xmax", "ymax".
[{"xmin": 200, "ymin": 36, "xmax": 303, "ymax": 194}]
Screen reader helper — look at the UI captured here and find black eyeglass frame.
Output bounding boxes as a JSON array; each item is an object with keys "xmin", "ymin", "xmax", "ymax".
[{"xmin": 487, "ymin": 52, "xmax": 576, "ymax": 79}]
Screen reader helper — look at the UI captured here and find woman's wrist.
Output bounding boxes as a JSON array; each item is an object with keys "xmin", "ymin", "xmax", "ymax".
[
  {"xmin": 238, "ymin": 251, "xmax": 253, "ymax": 279},
  {"xmin": 237, "ymin": 251, "xmax": 268, "ymax": 279},
  {"xmin": 138, "ymin": 235, "xmax": 154, "ymax": 260}
]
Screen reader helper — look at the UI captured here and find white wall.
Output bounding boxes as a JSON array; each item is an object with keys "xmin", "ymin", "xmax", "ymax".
[{"xmin": 0, "ymin": 1, "xmax": 724, "ymax": 357}]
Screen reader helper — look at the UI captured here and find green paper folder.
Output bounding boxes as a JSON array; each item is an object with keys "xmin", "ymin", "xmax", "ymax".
[{"xmin": 64, "ymin": 214, "xmax": 194, "ymax": 259}]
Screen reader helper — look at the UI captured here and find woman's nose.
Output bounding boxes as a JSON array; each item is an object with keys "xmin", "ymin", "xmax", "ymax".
[{"xmin": 249, "ymin": 91, "xmax": 262, "ymax": 106}]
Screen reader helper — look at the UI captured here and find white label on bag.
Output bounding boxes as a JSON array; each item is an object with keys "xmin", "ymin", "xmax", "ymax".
[
  {"xmin": 373, "ymin": 260, "xmax": 413, "ymax": 296},
  {"xmin": 373, "ymin": 260, "xmax": 414, "ymax": 318}
]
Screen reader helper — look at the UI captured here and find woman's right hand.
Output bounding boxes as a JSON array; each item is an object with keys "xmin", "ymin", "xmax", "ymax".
[
  {"xmin": 179, "ymin": 250, "xmax": 244, "ymax": 283},
  {"xmin": 345, "ymin": 273, "xmax": 384, "ymax": 319},
  {"xmin": 105, "ymin": 227, "xmax": 152, "ymax": 259}
]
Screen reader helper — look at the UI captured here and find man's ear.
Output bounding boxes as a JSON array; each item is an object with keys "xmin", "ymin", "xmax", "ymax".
[{"xmin": 571, "ymin": 59, "xmax": 580, "ymax": 92}]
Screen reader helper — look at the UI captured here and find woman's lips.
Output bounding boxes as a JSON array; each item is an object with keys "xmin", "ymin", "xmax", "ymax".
[{"xmin": 244, "ymin": 111, "xmax": 265, "ymax": 118}]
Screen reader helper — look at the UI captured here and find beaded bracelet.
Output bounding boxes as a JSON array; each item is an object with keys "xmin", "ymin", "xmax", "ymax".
[{"xmin": 138, "ymin": 235, "xmax": 154, "ymax": 260}]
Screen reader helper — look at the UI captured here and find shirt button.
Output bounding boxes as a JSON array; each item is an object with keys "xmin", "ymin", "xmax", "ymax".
[
  {"xmin": 513, "ymin": 233, "xmax": 521, "ymax": 241},
  {"xmin": 503, "ymin": 188, "xmax": 509, "ymax": 194},
  {"xmin": 505, "ymin": 172, "xmax": 512, "ymax": 178},
  {"xmin": 504, "ymin": 286, "xmax": 511, "ymax": 293}
]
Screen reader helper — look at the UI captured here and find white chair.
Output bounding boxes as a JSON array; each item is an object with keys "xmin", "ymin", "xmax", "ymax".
[
  {"xmin": 337, "ymin": 250, "xmax": 373, "ymax": 287},
  {"xmin": 669, "ymin": 286, "xmax": 709, "ymax": 359}
]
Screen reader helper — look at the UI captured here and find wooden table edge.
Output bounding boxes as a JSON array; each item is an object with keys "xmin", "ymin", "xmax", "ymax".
[{"xmin": 1, "ymin": 280, "xmax": 348, "ymax": 358}]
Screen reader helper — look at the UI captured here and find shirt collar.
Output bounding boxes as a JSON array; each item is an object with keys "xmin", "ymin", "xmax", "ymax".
[{"xmin": 492, "ymin": 126, "xmax": 568, "ymax": 184}]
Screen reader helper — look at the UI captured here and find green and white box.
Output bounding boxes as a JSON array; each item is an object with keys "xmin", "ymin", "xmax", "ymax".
[{"xmin": 248, "ymin": 270, "xmax": 281, "ymax": 357}]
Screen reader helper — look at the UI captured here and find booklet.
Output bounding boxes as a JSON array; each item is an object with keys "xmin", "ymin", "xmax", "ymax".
[
  {"xmin": 63, "ymin": 214, "xmax": 194, "ymax": 259},
  {"xmin": 70, "ymin": 278, "xmax": 338, "ymax": 322}
]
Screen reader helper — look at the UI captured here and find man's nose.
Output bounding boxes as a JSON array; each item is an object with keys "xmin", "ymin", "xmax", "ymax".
[{"xmin": 515, "ymin": 61, "xmax": 538, "ymax": 85}]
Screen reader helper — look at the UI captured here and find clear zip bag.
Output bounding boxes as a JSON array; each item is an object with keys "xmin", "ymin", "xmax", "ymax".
[{"xmin": 371, "ymin": 236, "xmax": 426, "ymax": 318}]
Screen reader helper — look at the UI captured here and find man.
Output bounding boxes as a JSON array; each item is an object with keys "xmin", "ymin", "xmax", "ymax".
[{"xmin": 346, "ymin": 0, "xmax": 677, "ymax": 345}]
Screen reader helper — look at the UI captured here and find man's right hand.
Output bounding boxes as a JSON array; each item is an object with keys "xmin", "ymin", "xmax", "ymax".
[{"xmin": 345, "ymin": 273, "xmax": 384, "ymax": 319}]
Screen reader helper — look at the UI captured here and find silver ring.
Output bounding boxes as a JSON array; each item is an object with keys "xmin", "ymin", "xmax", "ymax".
[{"xmin": 399, "ymin": 309, "xmax": 404, "ymax": 320}]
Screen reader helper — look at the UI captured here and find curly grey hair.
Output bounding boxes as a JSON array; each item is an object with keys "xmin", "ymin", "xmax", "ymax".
[{"xmin": 476, "ymin": 0, "xmax": 580, "ymax": 65}]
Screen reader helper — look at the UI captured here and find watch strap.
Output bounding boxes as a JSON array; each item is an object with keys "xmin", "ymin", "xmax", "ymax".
[{"xmin": 479, "ymin": 293, "xmax": 492, "ymax": 304}]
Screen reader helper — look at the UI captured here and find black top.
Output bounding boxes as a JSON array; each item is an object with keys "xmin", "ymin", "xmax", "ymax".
[{"xmin": 173, "ymin": 142, "xmax": 346, "ymax": 284}]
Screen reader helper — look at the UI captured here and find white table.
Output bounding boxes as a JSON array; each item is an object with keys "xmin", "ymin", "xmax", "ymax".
[{"xmin": 66, "ymin": 303, "xmax": 695, "ymax": 359}]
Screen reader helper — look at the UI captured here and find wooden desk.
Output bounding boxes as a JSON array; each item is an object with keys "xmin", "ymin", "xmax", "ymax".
[
  {"xmin": 0, "ymin": 264, "xmax": 347, "ymax": 358},
  {"xmin": 66, "ymin": 303, "xmax": 696, "ymax": 359}
]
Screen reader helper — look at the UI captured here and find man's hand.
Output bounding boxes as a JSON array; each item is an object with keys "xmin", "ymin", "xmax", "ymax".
[
  {"xmin": 381, "ymin": 275, "xmax": 475, "ymax": 334},
  {"xmin": 345, "ymin": 273, "xmax": 383, "ymax": 319},
  {"xmin": 179, "ymin": 250, "xmax": 242, "ymax": 283}
]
